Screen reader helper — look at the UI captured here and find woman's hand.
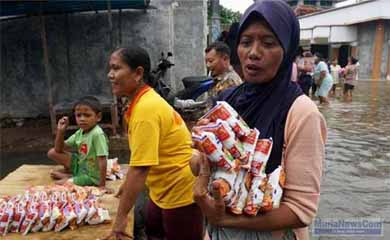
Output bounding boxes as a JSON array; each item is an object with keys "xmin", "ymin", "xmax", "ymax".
[
  {"xmin": 114, "ymin": 183, "xmax": 125, "ymax": 198},
  {"xmin": 57, "ymin": 116, "xmax": 69, "ymax": 133},
  {"xmin": 193, "ymin": 154, "xmax": 226, "ymax": 225}
]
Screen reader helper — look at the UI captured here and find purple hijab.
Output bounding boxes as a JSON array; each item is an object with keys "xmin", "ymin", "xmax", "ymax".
[{"xmin": 220, "ymin": 0, "xmax": 303, "ymax": 174}]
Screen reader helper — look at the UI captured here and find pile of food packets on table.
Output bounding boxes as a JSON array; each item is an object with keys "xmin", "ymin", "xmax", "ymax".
[
  {"xmin": 192, "ymin": 101, "xmax": 286, "ymax": 216},
  {"xmin": 106, "ymin": 158, "xmax": 124, "ymax": 181},
  {"xmin": 0, "ymin": 183, "xmax": 111, "ymax": 236}
]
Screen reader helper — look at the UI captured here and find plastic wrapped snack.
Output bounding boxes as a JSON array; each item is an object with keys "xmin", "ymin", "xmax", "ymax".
[
  {"xmin": 87, "ymin": 207, "xmax": 111, "ymax": 225},
  {"xmin": 37, "ymin": 201, "xmax": 51, "ymax": 232},
  {"xmin": 251, "ymin": 138, "xmax": 273, "ymax": 176},
  {"xmin": 239, "ymin": 129, "xmax": 260, "ymax": 168},
  {"xmin": 263, "ymin": 166, "xmax": 285, "ymax": 210},
  {"xmin": 54, "ymin": 203, "xmax": 77, "ymax": 232},
  {"xmin": 213, "ymin": 120, "xmax": 247, "ymax": 162},
  {"xmin": 192, "ymin": 131, "xmax": 236, "ymax": 171},
  {"xmin": 201, "ymin": 101, "xmax": 251, "ymax": 138},
  {"xmin": 0, "ymin": 202, "xmax": 14, "ymax": 236},
  {"xmin": 211, "ymin": 170, "xmax": 238, "ymax": 207},
  {"xmin": 9, "ymin": 201, "xmax": 26, "ymax": 233},
  {"xmin": 73, "ymin": 200, "xmax": 88, "ymax": 225},
  {"xmin": 20, "ymin": 202, "xmax": 39, "ymax": 235},
  {"xmin": 244, "ymin": 174, "xmax": 268, "ymax": 216},
  {"xmin": 230, "ymin": 170, "xmax": 252, "ymax": 214}
]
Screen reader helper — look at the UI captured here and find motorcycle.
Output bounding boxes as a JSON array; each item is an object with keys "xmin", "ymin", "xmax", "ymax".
[{"xmin": 148, "ymin": 52, "xmax": 215, "ymax": 120}]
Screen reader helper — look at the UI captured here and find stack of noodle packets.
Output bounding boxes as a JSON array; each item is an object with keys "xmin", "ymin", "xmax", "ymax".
[
  {"xmin": 0, "ymin": 183, "xmax": 111, "ymax": 236},
  {"xmin": 106, "ymin": 158, "xmax": 124, "ymax": 181},
  {"xmin": 192, "ymin": 101, "xmax": 286, "ymax": 216}
]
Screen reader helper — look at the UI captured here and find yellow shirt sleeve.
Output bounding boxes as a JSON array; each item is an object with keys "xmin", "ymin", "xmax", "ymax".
[{"xmin": 129, "ymin": 119, "xmax": 160, "ymax": 166}]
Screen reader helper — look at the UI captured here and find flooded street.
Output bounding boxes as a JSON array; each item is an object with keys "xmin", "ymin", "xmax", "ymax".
[
  {"xmin": 314, "ymin": 80, "xmax": 390, "ymax": 239},
  {"xmin": 1, "ymin": 81, "xmax": 389, "ymax": 239}
]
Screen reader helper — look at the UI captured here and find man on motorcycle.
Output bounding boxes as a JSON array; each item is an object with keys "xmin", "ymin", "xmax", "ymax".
[{"xmin": 205, "ymin": 41, "xmax": 242, "ymax": 98}]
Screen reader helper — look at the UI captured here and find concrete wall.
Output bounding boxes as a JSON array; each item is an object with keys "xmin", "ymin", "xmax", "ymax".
[
  {"xmin": 357, "ymin": 21, "xmax": 376, "ymax": 80},
  {"xmin": 357, "ymin": 20, "xmax": 390, "ymax": 80},
  {"xmin": 0, "ymin": 0, "xmax": 207, "ymax": 118}
]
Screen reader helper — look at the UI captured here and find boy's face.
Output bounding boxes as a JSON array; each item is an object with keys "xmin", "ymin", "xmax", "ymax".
[{"xmin": 74, "ymin": 104, "xmax": 101, "ymax": 132}]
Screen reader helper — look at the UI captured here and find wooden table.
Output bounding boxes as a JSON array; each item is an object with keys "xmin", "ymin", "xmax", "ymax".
[{"xmin": 0, "ymin": 165, "xmax": 133, "ymax": 240}]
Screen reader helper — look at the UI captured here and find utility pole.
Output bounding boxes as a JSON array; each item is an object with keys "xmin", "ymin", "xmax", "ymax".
[{"xmin": 210, "ymin": 0, "xmax": 221, "ymax": 43}]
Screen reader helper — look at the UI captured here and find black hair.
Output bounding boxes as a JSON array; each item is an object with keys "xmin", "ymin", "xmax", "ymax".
[
  {"xmin": 115, "ymin": 46, "xmax": 151, "ymax": 82},
  {"xmin": 350, "ymin": 56, "xmax": 358, "ymax": 65},
  {"xmin": 314, "ymin": 52, "xmax": 323, "ymax": 60},
  {"xmin": 73, "ymin": 96, "xmax": 102, "ymax": 114},
  {"xmin": 205, "ymin": 41, "xmax": 231, "ymax": 58},
  {"xmin": 226, "ymin": 22, "xmax": 240, "ymax": 65}
]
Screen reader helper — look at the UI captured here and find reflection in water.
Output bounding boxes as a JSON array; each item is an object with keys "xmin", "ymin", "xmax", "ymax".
[{"xmin": 314, "ymin": 81, "xmax": 390, "ymax": 239}]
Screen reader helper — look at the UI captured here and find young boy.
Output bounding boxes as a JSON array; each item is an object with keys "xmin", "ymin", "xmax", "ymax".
[{"xmin": 47, "ymin": 96, "xmax": 109, "ymax": 189}]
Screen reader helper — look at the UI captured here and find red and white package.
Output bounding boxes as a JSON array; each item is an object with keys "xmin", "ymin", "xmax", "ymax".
[
  {"xmin": 9, "ymin": 201, "xmax": 26, "ymax": 233},
  {"xmin": 211, "ymin": 170, "xmax": 238, "ymax": 208},
  {"xmin": 263, "ymin": 166, "xmax": 285, "ymax": 210},
  {"xmin": 0, "ymin": 202, "xmax": 15, "ymax": 236},
  {"xmin": 36, "ymin": 201, "xmax": 51, "ymax": 232},
  {"xmin": 239, "ymin": 129, "xmax": 260, "ymax": 168},
  {"xmin": 213, "ymin": 120, "xmax": 247, "ymax": 162},
  {"xmin": 201, "ymin": 101, "xmax": 251, "ymax": 138},
  {"xmin": 20, "ymin": 202, "xmax": 39, "ymax": 235},
  {"xmin": 250, "ymin": 138, "xmax": 273, "ymax": 176},
  {"xmin": 87, "ymin": 207, "xmax": 111, "ymax": 225},
  {"xmin": 45, "ymin": 202, "xmax": 62, "ymax": 232},
  {"xmin": 192, "ymin": 131, "xmax": 236, "ymax": 171},
  {"xmin": 84, "ymin": 199, "xmax": 98, "ymax": 223},
  {"xmin": 54, "ymin": 203, "xmax": 77, "ymax": 232},
  {"xmin": 229, "ymin": 170, "xmax": 252, "ymax": 215},
  {"xmin": 73, "ymin": 200, "xmax": 88, "ymax": 225},
  {"xmin": 244, "ymin": 174, "xmax": 268, "ymax": 216}
]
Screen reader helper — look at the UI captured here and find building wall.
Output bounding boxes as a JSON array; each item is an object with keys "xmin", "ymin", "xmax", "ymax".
[
  {"xmin": 0, "ymin": 0, "xmax": 207, "ymax": 118},
  {"xmin": 357, "ymin": 20, "xmax": 390, "ymax": 80},
  {"xmin": 357, "ymin": 21, "xmax": 376, "ymax": 80}
]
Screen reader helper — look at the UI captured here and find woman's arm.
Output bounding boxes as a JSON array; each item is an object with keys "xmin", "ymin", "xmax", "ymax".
[
  {"xmin": 112, "ymin": 166, "xmax": 149, "ymax": 233},
  {"xmin": 194, "ymin": 158, "xmax": 306, "ymax": 231},
  {"xmin": 97, "ymin": 156, "xmax": 107, "ymax": 188}
]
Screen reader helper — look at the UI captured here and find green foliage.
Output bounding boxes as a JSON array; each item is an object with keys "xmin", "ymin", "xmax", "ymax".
[
  {"xmin": 207, "ymin": 1, "xmax": 242, "ymax": 25},
  {"xmin": 220, "ymin": 5, "xmax": 241, "ymax": 24}
]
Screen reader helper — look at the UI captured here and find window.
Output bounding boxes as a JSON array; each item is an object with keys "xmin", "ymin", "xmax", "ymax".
[
  {"xmin": 304, "ymin": 0, "xmax": 317, "ymax": 5},
  {"xmin": 287, "ymin": 0, "xmax": 299, "ymax": 7},
  {"xmin": 320, "ymin": 0, "xmax": 333, "ymax": 7}
]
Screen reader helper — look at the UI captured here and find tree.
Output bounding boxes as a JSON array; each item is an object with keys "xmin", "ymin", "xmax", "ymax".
[{"xmin": 207, "ymin": 1, "xmax": 242, "ymax": 25}]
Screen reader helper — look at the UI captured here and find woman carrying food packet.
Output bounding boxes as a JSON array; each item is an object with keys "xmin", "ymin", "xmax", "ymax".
[{"xmin": 192, "ymin": 1, "xmax": 327, "ymax": 240}]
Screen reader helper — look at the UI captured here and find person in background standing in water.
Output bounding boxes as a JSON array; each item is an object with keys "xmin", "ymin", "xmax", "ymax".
[
  {"xmin": 330, "ymin": 59, "xmax": 342, "ymax": 97},
  {"xmin": 343, "ymin": 56, "xmax": 358, "ymax": 102},
  {"xmin": 313, "ymin": 53, "xmax": 333, "ymax": 105},
  {"xmin": 297, "ymin": 51, "xmax": 314, "ymax": 95}
]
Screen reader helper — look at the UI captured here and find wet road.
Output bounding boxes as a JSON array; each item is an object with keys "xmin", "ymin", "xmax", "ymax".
[{"xmin": 314, "ymin": 80, "xmax": 390, "ymax": 239}]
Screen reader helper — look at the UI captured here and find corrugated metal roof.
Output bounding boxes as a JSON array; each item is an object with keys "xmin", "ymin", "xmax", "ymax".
[{"xmin": 0, "ymin": 0, "xmax": 150, "ymax": 17}]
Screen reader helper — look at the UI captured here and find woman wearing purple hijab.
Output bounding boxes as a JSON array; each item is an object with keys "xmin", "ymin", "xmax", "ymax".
[{"xmin": 193, "ymin": 1, "xmax": 327, "ymax": 239}]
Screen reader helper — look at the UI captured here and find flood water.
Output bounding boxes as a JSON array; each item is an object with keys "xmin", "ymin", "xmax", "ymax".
[
  {"xmin": 0, "ymin": 80, "xmax": 389, "ymax": 239},
  {"xmin": 314, "ymin": 80, "xmax": 390, "ymax": 239}
]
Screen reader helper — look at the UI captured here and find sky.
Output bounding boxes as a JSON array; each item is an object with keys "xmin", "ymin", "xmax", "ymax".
[{"xmin": 219, "ymin": 0, "xmax": 254, "ymax": 13}]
